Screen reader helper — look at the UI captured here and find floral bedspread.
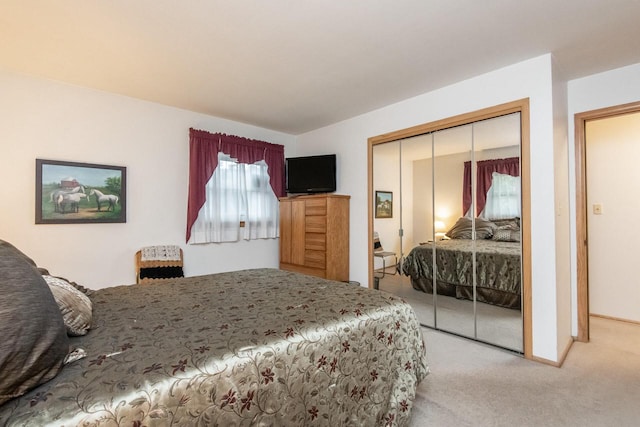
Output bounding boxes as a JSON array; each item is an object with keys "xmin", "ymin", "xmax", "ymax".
[{"xmin": 0, "ymin": 268, "xmax": 428, "ymax": 426}]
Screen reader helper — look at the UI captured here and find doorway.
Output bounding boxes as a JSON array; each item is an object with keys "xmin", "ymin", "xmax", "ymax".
[{"xmin": 575, "ymin": 101, "xmax": 640, "ymax": 342}]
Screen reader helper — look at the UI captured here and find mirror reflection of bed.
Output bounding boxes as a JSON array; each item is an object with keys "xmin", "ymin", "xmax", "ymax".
[{"xmin": 371, "ymin": 111, "xmax": 524, "ymax": 353}]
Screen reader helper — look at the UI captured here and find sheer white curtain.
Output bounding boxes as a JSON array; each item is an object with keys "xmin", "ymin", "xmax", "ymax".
[
  {"xmin": 479, "ymin": 172, "xmax": 521, "ymax": 220},
  {"xmin": 189, "ymin": 153, "xmax": 279, "ymax": 243}
]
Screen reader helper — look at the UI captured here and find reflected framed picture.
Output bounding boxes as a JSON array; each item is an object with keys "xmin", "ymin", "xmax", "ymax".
[
  {"xmin": 375, "ymin": 191, "xmax": 393, "ymax": 218},
  {"xmin": 36, "ymin": 159, "xmax": 126, "ymax": 224}
]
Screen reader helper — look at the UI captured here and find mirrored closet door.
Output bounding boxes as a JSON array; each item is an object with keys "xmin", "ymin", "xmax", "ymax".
[
  {"xmin": 472, "ymin": 114, "xmax": 523, "ymax": 350},
  {"xmin": 370, "ymin": 105, "xmax": 526, "ymax": 353},
  {"xmin": 431, "ymin": 123, "xmax": 476, "ymax": 339}
]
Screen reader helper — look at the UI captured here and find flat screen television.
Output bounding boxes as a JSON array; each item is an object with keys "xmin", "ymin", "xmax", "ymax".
[{"xmin": 286, "ymin": 154, "xmax": 336, "ymax": 194}]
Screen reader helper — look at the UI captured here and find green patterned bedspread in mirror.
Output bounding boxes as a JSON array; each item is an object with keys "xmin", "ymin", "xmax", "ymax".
[{"xmin": 402, "ymin": 239, "xmax": 521, "ymax": 309}]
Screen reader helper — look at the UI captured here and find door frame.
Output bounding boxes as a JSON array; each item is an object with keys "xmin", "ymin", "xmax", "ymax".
[
  {"xmin": 367, "ymin": 98, "xmax": 532, "ymax": 359},
  {"xmin": 574, "ymin": 100, "xmax": 640, "ymax": 342}
]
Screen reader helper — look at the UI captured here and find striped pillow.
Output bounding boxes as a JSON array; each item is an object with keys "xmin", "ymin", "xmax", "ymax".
[{"xmin": 43, "ymin": 275, "xmax": 93, "ymax": 336}]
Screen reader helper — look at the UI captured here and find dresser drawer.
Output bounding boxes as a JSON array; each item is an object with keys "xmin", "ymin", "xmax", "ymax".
[
  {"xmin": 305, "ymin": 233, "xmax": 326, "ymax": 251},
  {"xmin": 305, "ymin": 250, "xmax": 326, "ymax": 269},
  {"xmin": 305, "ymin": 215, "xmax": 326, "ymax": 233},
  {"xmin": 305, "ymin": 198, "xmax": 327, "ymax": 216}
]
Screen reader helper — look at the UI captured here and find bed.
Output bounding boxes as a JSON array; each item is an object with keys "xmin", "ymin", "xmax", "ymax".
[
  {"xmin": 401, "ymin": 218, "xmax": 522, "ymax": 309},
  {"xmin": 0, "ymin": 240, "xmax": 428, "ymax": 427}
]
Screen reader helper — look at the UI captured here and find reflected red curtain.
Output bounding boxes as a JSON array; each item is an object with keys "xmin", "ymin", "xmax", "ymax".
[
  {"xmin": 463, "ymin": 161, "xmax": 472, "ymax": 216},
  {"xmin": 463, "ymin": 157, "xmax": 519, "ymax": 216},
  {"xmin": 186, "ymin": 128, "xmax": 285, "ymax": 243}
]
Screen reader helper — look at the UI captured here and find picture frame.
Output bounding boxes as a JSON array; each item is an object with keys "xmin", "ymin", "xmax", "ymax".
[
  {"xmin": 36, "ymin": 159, "xmax": 127, "ymax": 224},
  {"xmin": 375, "ymin": 191, "xmax": 393, "ymax": 218}
]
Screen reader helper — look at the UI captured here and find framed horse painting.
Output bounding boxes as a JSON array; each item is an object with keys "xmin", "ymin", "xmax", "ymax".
[
  {"xmin": 36, "ymin": 159, "xmax": 127, "ymax": 224},
  {"xmin": 375, "ymin": 191, "xmax": 393, "ymax": 218}
]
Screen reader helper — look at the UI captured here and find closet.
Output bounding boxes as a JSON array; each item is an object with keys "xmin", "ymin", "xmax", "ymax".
[{"xmin": 368, "ymin": 100, "xmax": 531, "ymax": 354}]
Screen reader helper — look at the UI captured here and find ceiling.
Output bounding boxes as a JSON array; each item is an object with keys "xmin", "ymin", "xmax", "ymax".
[{"xmin": 2, "ymin": 1, "xmax": 639, "ymax": 135}]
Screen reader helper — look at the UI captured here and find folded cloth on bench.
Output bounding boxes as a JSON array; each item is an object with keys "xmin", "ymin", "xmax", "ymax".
[{"xmin": 141, "ymin": 245, "xmax": 181, "ymax": 262}]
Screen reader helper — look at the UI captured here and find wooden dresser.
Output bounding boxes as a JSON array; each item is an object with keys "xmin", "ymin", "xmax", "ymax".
[{"xmin": 279, "ymin": 194, "xmax": 350, "ymax": 281}]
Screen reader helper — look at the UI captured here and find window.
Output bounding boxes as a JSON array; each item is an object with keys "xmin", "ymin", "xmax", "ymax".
[
  {"xmin": 463, "ymin": 156, "xmax": 520, "ymax": 217},
  {"xmin": 479, "ymin": 172, "xmax": 521, "ymax": 220},
  {"xmin": 186, "ymin": 129, "xmax": 285, "ymax": 244},
  {"xmin": 189, "ymin": 153, "xmax": 279, "ymax": 243}
]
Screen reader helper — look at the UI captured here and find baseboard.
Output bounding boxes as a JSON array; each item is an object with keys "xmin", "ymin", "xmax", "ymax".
[
  {"xmin": 557, "ymin": 336, "xmax": 574, "ymax": 367},
  {"xmin": 530, "ymin": 337, "xmax": 574, "ymax": 368},
  {"xmin": 590, "ymin": 313, "xmax": 640, "ymax": 325}
]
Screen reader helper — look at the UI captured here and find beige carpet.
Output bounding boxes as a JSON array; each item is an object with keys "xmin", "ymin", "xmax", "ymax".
[{"xmin": 409, "ymin": 317, "xmax": 640, "ymax": 426}]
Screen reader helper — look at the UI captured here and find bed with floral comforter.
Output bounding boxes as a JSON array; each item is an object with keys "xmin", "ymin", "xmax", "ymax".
[
  {"xmin": 402, "ymin": 239, "xmax": 521, "ymax": 309},
  {"xmin": 0, "ymin": 268, "xmax": 428, "ymax": 426}
]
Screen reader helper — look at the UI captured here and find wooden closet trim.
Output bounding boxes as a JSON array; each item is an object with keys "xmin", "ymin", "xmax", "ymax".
[
  {"xmin": 574, "ymin": 100, "xmax": 640, "ymax": 342},
  {"xmin": 367, "ymin": 98, "xmax": 532, "ymax": 359}
]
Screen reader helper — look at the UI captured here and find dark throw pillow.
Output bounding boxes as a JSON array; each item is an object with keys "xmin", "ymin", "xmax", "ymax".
[
  {"xmin": 445, "ymin": 217, "xmax": 496, "ymax": 240},
  {"xmin": 475, "ymin": 218, "xmax": 498, "ymax": 239},
  {"xmin": 0, "ymin": 240, "xmax": 69, "ymax": 405},
  {"xmin": 491, "ymin": 218, "xmax": 521, "ymax": 242},
  {"xmin": 492, "ymin": 227, "xmax": 521, "ymax": 242},
  {"xmin": 445, "ymin": 217, "xmax": 473, "ymax": 239}
]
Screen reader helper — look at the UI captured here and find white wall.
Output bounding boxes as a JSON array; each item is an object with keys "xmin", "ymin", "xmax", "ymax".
[
  {"xmin": 297, "ymin": 54, "xmax": 564, "ymax": 361},
  {"xmin": 586, "ymin": 113, "xmax": 640, "ymax": 322},
  {"xmin": 400, "ymin": 145, "xmax": 416, "ymax": 256},
  {"xmin": 567, "ymin": 62, "xmax": 640, "ymax": 335},
  {"xmin": 552, "ymin": 58, "xmax": 572, "ymax": 356},
  {"xmin": 372, "ymin": 142, "xmax": 401, "ymax": 269},
  {"xmin": 0, "ymin": 69, "xmax": 296, "ymax": 289},
  {"xmin": 413, "ymin": 153, "xmax": 467, "ymax": 243}
]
